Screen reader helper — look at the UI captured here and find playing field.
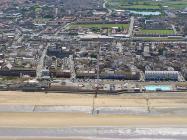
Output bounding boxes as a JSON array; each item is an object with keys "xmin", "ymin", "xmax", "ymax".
[{"xmin": 70, "ymin": 23, "xmax": 129, "ymax": 29}]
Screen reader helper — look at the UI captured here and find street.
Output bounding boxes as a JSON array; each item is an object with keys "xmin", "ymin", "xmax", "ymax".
[
  {"xmin": 36, "ymin": 43, "xmax": 49, "ymax": 78},
  {"xmin": 128, "ymin": 16, "xmax": 135, "ymax": 37}
]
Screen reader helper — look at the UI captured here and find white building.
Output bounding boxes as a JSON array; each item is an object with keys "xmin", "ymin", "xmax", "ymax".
[{"xmin": 145, "ymin": 71, "xmax": 179, "ymax": 81}]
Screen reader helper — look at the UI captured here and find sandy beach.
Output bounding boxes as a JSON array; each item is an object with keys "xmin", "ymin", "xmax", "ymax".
[
  {"xmin": 0, "ymin": 112, "xmax": 187, "ymax": 128},
  {"xmin": 0, "ymin": 91, "xmax": 186, "ymax": 128},
  {"xmin": 0, "ymin": 91, "xmax": 187, "ymax": 107},
  {"xmin": 0, "ymin": 91, "xmax": 186, "ymax": 140}
]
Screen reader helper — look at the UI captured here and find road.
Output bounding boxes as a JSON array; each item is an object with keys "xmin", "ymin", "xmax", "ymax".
[
  {"xmin": 55, "ymin": 22, "xmax": 72, "ymax": 36},
  {"xmin": 11, "ymin": 27, "xmax": 23, "ymax": 46},
  {"xmin": 103, "ymin": 0, "xmax": 112, "ymax": 16},
  {"xmin": 128, "ymin": 16, "xmax": 134, "ymax": 37},
  {"xmin": 36, "ymin": 43, "xmax": 49, "ymax": 78},
  {"xmin": 164, "ymin": 10, "xmax": 176, "ymax": 18},
  {"xmin": 69, "ymin": 55, "xmax": 76, "ymax": 79},
  {"xmin": 42, "ymin": 21, "xmax": 73, "ymax": 38},
  {"xmin": 139, "ymin": 70, "xmax": 145, "ymax": 82},
  {"xmin": 178, "ymin": 72, "xmax": 185, "ymax": 82},
  {"xmin": 0, "ymin": 127, "xmax": 187, "ymax": 139},
  {"xmin": 172, "ymin": 24, "xmax": 177, "ymax": 35}
]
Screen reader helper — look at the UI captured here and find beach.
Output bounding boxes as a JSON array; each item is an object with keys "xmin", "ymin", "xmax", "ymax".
[{"xmin": 0, "ymin": 91, "xmax": 187, "ymax": 139}]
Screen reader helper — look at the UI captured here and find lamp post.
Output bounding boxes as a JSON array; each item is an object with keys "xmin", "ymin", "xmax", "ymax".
[{"xmin": 92, "ymin": 43, "xmax": 100, "ymax": 115}]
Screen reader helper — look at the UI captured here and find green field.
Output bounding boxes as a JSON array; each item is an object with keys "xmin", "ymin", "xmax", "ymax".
[
  {"xmin": 141, "ymin": 37, "xmax": 184, "ymax": 41},
  {"xmin": 123, "ymin": 5, "xmax": 160, "ymax": 10},
  {"xmin": 106, "ymin": 0, "xmax": 187, "ymax": 10},
  {"xmin": 70, "ymin": 24, "xmax": 129, "ymax": 29},
  {"xmin": 124, "ymin": 5, "xmax": 160, "ymax": 9},
  {"xmin": 162, "ymin": 0, "xmax": 187, "ymax": 9},
  {"xmin": 106, "ymin": 0, "xmax": 161, "ymax": 10},
  {"xmin": 139, "ymin": 29, "xmax": 174, "ymax": 35}
]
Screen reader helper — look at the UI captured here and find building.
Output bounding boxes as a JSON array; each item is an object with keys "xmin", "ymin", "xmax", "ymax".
[
  {"xmin": 41, "ymin": 69, "xmax": 51, "ymax": 80},
  {"xmin": 145, "ymin": 71, "xmax": 179, "ymax": 81}
]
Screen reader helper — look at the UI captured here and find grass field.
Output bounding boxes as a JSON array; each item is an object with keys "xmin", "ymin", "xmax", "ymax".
[
  {"xmin": 162, "ymin": 0, "xmax": 187, "ymax": 9},
  {"xmin": 123, "ymin": 5, "xmax": 160, "ymax": 10},
  {"xmin": 106, "ymin": 0, "xmax": 187, "ymax": 10},
  {"xmin": 140, "ymin": 37, "xmax": 184, "ymax": 41},
  {"xmin": 70, "ymin": 23, "xmax": 129, "ymax": 29},
  {"xmin": 139, "ymin": 29, "xmax": 174, "ymax": 35},
  {"xmin": 106, "ymin": 0, "xmax": 161, "ymax": 10}
]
